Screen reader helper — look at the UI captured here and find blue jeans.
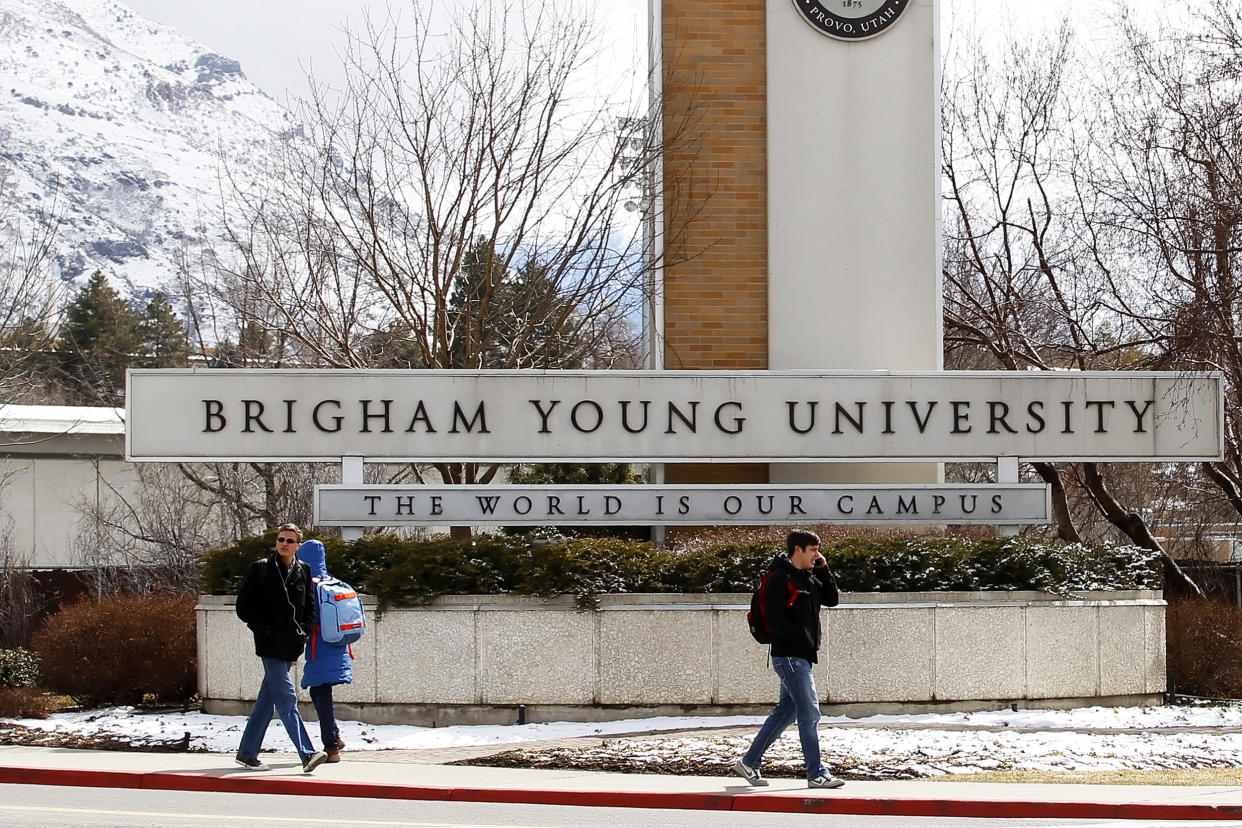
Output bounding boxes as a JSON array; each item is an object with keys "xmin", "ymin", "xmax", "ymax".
[
  {"xmin": 309, "ymin": 684, "xmax": 341, "ymax": 751},
  {"xmin": 742, "ymin": 656, "xmax": 827, "ymax": 780},
  {"xmin": 237, "ymin": 657, "xmax": 316, "ymax": 761}
]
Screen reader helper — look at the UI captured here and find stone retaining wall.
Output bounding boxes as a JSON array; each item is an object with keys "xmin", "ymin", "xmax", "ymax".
[{"xmin": 197, "ymin": 591, "xmax": 1165, "ymax": 726}]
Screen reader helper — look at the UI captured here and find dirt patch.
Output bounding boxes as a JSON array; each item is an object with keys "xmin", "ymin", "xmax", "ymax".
[
  {"xmin": 935, "ymin": 767, "xmax": 1242, "ymax": 786},
  {"xmin": 0, "ymin": 722, "xmax": 191, "ymax": 752}
]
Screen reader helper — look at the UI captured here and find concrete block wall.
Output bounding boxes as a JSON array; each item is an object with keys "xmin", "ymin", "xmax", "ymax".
[{"xmin": 198, "ymin": 591, "xmax": 1165, "ymax": 726}]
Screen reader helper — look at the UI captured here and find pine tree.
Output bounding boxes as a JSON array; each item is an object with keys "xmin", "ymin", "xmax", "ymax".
[
  {"xmin": 137, "ymin": 293, "xmax": 189, "ymax": 368},
  {"xmin": 447, "ymin": 237, "xmax": 502, "ymax": 368},
  {"xmin": 210, "ymin": 322, "xmax": 275, "ymax": 367},
  {"xmin": 0, "ymin": 318, "xmax": 59, "ymax": 401},
  {"xmin": 55, "ymin": 271, "xmax": 142, "ymax": 404}
]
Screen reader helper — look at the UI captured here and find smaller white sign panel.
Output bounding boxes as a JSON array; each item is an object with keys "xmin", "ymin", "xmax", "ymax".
[{"xmin": 314, "ymin": 484, "xmax": 1052, "ymax": 526}]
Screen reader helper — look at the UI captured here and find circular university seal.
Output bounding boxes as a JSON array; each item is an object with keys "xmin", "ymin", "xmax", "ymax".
[{"xmin": 792, "ymin": 0, "xmax": 911, "ymax": 41}]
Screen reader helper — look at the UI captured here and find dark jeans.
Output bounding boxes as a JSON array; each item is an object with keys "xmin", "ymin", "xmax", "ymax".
[
  {"xmin": 237, "ymin": 657, "xmax": 315, "ymax": 761},
  {"xmin": 308, "ymin": 684, "xmax": 341, "ymax": 751},
  {"xmin": 742, "ymin": 656, "xmax": 827, "ymax": 780}
]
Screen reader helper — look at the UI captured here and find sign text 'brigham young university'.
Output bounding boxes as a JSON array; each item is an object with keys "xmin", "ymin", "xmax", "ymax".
[
  {"xmin": 125, "ymin": 370, "xmax": 1223, "ymax": 463},
  {"xmin": 314, "ymin": 485, "xmax": 1052, "ymax": 526}
]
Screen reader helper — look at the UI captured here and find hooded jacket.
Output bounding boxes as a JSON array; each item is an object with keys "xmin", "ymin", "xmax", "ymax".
[
  {"xmin": 296, "ymin": 539, "xmax": 354, "ymax": 688},
  {"xmin": 235, "ymin": 551, "xmax": 314, "ymax": 662},
  {"xmin": 763, "ymin": 553, "xmax": 840, "ymax": 663}
]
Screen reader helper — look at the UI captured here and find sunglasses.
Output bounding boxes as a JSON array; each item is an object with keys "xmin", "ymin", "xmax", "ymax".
[{"xmin": 276, "ymin": 537, "xmax": 300, "ymax": 544}]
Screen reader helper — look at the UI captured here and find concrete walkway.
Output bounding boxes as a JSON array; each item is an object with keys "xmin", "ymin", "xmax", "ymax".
[{"xmin": 5, "ymin": 739, "xmax": 1242, "ymax": 821}]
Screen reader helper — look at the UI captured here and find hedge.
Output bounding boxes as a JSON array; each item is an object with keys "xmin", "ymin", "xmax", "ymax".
[{"xmin": 202, "ymin": 531, "xmax": 1161, "ymax": 610}]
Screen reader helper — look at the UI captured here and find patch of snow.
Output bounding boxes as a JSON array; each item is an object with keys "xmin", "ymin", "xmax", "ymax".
[{"xmin": 6, "ymin": 702, "xmax": 1242, "ymax": 774}]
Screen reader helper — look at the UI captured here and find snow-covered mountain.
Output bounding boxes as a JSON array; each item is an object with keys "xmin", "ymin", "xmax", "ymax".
[{"xmin": 0, "ymin": 0, "xmax": 294, "ymax": 297}]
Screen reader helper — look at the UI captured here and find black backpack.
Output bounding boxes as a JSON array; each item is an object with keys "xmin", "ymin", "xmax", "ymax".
[{"xmin": 746, "ymin": 568, "xmax": 796, "ymax": 644}]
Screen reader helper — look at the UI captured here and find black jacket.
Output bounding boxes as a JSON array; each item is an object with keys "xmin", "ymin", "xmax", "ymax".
[
  {"xmin": 235, "ymin": 553, "xmax": 315, "ymax": 661},
  {"xmin": 763, "ymin": 553, "xmax": 839, "ymax": 664}
]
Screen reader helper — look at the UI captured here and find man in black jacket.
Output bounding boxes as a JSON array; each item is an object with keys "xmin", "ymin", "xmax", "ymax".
[
  {"xmin": 234, "ymin": 523, "xmax": 327, "ymax": 773},
  {"xmin": 734, "ymin": 529, "xmax": 844, "ymax": 790}
]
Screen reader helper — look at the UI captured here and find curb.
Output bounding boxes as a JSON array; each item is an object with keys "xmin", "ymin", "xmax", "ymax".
[{"xmin": 5, "ymin": 765, "xmax": 1242, "ymax": 821}]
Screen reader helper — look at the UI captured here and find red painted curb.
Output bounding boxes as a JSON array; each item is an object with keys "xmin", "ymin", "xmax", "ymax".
[
  {"xmin": 5, "ymin": 765, "xmax": 1242, "ymax": 821},
  {"xmin": 0, "ymin": 766, "xmax": 137, "ymax": 790},
  {"xmin": 142, "ymin": 771, "xmax": 454, "ymax": 801},
  {"xmin": 449, "ymin": 786, "xmax": 737, "ymax": 811}
]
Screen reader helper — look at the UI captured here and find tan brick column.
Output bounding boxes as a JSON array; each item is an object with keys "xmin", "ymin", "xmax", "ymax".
[{"xmin": 661, "ymin": 0, "xmax": 768, "ymax": 485}]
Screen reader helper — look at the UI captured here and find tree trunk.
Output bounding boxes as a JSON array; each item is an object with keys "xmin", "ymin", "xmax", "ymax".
[
  {"xmin": 1030, "ymin": 462, "xmax": 1082, "ymax": 543},
  {"xmin": 1081, "ymin": 463, "xmax": 1203, "ymax": 598},
  {"xmin": 1203, "ymin": 461, "xmax": 1242, "ymax": 518}
]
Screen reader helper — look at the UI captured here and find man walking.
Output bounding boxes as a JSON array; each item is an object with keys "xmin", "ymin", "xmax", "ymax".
[
  {"xmin": 735, "ymin": 529, "xmax": 843, "ymax": 789},
  {"xmin": 234, "ymin": 523, "xmax": 328, "ymax": 773}
]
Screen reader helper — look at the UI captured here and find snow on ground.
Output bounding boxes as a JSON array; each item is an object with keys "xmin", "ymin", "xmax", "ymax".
[
  {"xmin": 1, "ymin": 708, "xmax": 767, "ymax": 753},
  {"xmin": 5, "ymin": 702, "xmax": 1242, "ymax": 777}
]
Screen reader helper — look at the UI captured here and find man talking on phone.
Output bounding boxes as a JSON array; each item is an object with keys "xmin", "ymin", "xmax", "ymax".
[{"xmin": 734, "ymin": 529, "xmax": 844, "ymax": 790}]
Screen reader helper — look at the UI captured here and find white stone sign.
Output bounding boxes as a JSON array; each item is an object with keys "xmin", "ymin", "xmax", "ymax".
[
  {"xmin": 314, "ymin": 484, "xmax": 1053, "ymax": 526},
  {"xmin": 125, "ymin": 369, "xmax": 1222, "ymax": 463}
]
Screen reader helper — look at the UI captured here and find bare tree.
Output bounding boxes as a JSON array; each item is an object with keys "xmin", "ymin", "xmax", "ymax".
[
  {"xmin": 74, "ymin": 461, "xmax": 337, "ymax": 591},
  {"xmin": 199, "ymin": 1, "xmax": 662, "ymax": 370},
  {"xmin": 940, "ymin": 15, "xmax": 1205, "ymax": 594},
  {"xmin": 0, "ymin": 164, "xmax": 63, "ymax": 401},
  {"xmin": 177, "ymin": 1, "xmax": 687, "ymax": 536},
  {"xmin": 1088, "ymin": 0, "xmax": 1242, "ymax": 548},
  {"xmin": 0, "ymin": 500, "xmax": 45, "ymax": 647},
  {"xmin": 173, "ymin": 461, "xmax": 335, "ymax": 534},
  {"xmin": 942, "ymin": 18, "xmax": 1092, "ymax": 541}
]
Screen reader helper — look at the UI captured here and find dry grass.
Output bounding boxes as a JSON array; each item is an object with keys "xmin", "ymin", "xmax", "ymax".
[{"xmin": 935, "ymin": 768, "xmax": 1242, "ymax": 786}]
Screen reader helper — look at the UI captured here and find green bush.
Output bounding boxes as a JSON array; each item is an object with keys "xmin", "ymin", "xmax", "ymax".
[
  {"xmin": 202, "ymin": 532, "xmax": 1160, "ymax": 610},
  {"xmin": 29, "ymin": 594, "xmax": 197, "ymax": 707},
  {"xmin": 199, "ymin": 529, "xmax": 347, "ymax": 595},
  {"xmin": 0, "ymin": 648, "xmax": 40, "ymax": 688}
]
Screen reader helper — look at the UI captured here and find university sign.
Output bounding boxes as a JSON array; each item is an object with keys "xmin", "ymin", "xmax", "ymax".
[
  {"xmin": 125, "ymin": 369, "xmax": 1223, "ymax": 463},
  {"xmin": 314, "ymin": 484, "xmax": 1053, "ymax": 526},
  {"xmin": 792, "ymin": 0, "xmax": 910, "ymax": 41}
]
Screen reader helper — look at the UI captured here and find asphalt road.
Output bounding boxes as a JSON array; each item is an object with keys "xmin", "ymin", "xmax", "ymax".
[{"xmin": 4, "ymin": 784, "xmax": 1237, "ymax": 828}]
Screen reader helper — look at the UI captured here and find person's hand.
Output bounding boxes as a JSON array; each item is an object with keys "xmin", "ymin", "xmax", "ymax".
[{"xmin": 813, "ymin": 553, "xmax": 827, "ymax": 569}]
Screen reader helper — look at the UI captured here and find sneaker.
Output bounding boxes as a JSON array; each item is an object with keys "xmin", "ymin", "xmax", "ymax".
[
  {"xmin": 325, "ymin": 750, "xmax": 341, "ymax": 764},
  {"xmin": 808, "ymin": 773, "xmax": 845, "ymax": 789},
  {"xmin": 233, "ymin": 754, "xmax": 268, "ymax": 771},
  {"xmin": 302, "ymin": 751, "xmax": 328, "ymax": 774},
  {"xmin": 733, "ymin": 759, "xmax": 769, "ymax": 787}
]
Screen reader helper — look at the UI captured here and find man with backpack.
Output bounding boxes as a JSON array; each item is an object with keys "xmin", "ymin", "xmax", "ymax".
[
  {"xmin": 297, "ymin": 538, "xmax": 363, "ymax": 763},
  {"xmin": 735, "ymin": 529, "xmax": 843, "ymax": 790},
  {"xmin": 233, "ymin": 523, "xmax": 328, "ymax": 773}
]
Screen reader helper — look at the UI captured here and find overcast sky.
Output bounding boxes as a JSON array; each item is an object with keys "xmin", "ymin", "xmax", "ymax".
[
  {"xmin": 122, "ymin": 0, "xmax": 648, "ymax": 103},
  {"xmin": 121, "ymin": 0, "xmax": 1166, "ymax": 103}
]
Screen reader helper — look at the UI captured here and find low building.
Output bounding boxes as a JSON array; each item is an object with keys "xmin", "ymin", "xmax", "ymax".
[{"xmin": 0, "ymin": 404, "xmax": 133, "ymax": 569}]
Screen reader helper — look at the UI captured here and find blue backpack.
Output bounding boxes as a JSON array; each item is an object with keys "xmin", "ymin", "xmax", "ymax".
[{"xmin": 313, "ymin": 577, "xmax": 366, "ymax": 646}]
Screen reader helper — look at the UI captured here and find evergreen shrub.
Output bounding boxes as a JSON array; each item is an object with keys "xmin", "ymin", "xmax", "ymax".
[
  {"xmin": 199, "ymin": 529, "xmax": 347, "ymax": 595},
  {"xmin": 0, "ymin": 648, "xmax": 40, "ymax": 688},
  {"xmin": 29, "ymin": 594, "xmax": 197, "ymax": 707},
  {"xmin": 202, "ymin": 533, "xmax": 1160, "ymax": 610}
]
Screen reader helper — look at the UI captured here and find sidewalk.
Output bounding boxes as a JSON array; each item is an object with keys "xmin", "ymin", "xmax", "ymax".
[{"xmin": 5, "ymin": 742, "xmax": 1242, "ymax": 821}]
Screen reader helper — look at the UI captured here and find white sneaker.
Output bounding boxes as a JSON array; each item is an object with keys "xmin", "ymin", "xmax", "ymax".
[
  {"xmin": 733, "ymin": 759, "xmax": 769, "ymax": 786},
  {"xmin": 302, "ymin": 751, "xmax": 328, "ymax": 773},
  {"xmin": 808, "ymin": 773, "xmax": 845, "ymax": 789}
]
